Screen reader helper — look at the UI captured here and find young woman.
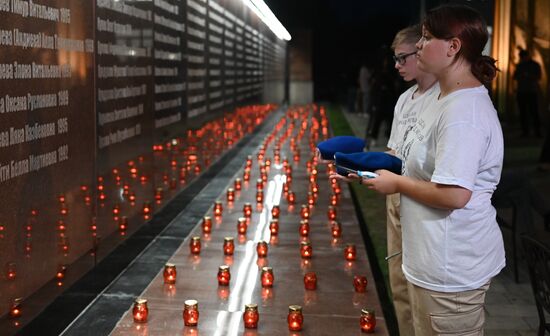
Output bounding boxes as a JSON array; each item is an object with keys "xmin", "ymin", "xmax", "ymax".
[
  {"xmin": 354, "ymin": 5, "xmax": 504, "ymax": 335},
  {"xmin": 385, "ymin": 25, "xmax": 438, "ymax": 336}
]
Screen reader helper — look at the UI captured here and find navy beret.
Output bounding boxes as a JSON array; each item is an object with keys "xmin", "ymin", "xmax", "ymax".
[
  {"xmin": 316, "ymin": 136, "xmax": 366, "ymax": 160},
  {"xmin": 334, "ymin": 152, "xmax": 402, "ymax": 175}
]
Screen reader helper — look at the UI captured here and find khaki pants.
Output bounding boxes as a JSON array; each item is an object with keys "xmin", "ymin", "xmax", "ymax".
[
  {"xmin": 387, "ymin": 194, "xmax": 415, "ymax": 336},
  {"xmin": 407, "ymin": 281, "xmax": 490, "ymax": 336}
]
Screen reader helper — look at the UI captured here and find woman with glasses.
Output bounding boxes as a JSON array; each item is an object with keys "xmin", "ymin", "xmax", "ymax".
[
  {"xmin": 361, "ymin": 5, "xmax": 504, "ymax": 335},
  {"xmin": 385, "ymin": 25, "xmax": 438, "ymax": 336}
]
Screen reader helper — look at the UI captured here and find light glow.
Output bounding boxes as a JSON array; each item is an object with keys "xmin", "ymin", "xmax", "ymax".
[{"xmin": 242, "ymin": 0, "xmax": 291, "ymax": 41}]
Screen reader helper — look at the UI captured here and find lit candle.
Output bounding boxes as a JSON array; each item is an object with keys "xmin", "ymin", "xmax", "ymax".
[
  {"xmin": 353, "ymin": 275, "xmax": 368, "ymax": 293},
  {"xmin": 119, "ymin": 216, "xmax": 128, "ymax": 232},
  {"xmin": 9, "ymin": 298, "xmax": 22, "ymax": 319},
  {"xmin": 261, "ymin": 266, "xmax": 274, "ymax": 287},
  {"xmin": 217, "ymin": 265, "xmax": 231, "ymax": 286},
  {"xmin": 256, "ymin": 189, "xmax": 263, "ymax": 203},
  {"xmin": 189, "ymin": 236, "xmax": 201, "ymax": 255},
  {"xmin": 283, "ymin": 182, "xmax": 289, "ymax": 193},
  {"xmin": 307, "ymin": 192, "xmax": 315, "ymax": 206},
  {"xmin": 243, "ymin": 303, "xmax": 259, "ymax": 329},
  {"xmin": 300, "ymin": 241, "xmax": 313, "ymax": 259},
  {"xmin": 226, "ymin": 188, "xmax": 235, "ymax": 202},
  {"xmin": 256, "ymin": 241, "xmax": 268, "ymax": 258},
  {"xmin": 287, "ymin": 191, "xmax": 296, "ymax": 204},
  {"xmin": 330, "ymin": 194, "xmax": 338, "ymax": 206},
  {"xmin": 55, "ymin": 265, "xmax": 67, "ymax": 281},
  {"xmin": 300, "ymin": 205, "xmax": 310, "ymax": 220},
  {"xmin": 183, "ymin": 299, "xmax": 199, "ymax": 326},
  {"xmin": 155, "ymin": 187, "xmax": 163, "ymax": 202},
  {"xmin": 331, "ymin": 221, "xmax": 342, "ymax": 238},
  {"xmin": 299, "ymin": 220, "xmax": 310, "ymax": 237},
  {"xmin": 202, "ymin": 216, "xmax": 212, "ymax": 234},
  {"xmin": 271, "ymin": 205, "xmax": 280, "ymax": 219},
  {"xmin": 256, "ymin": 178, "xmax": 263, "ymax": 191},
  {"xmin": 223, "ymin": 237, "xmax": 235, "ymax": 256},
  {"xmin": 360, "ymin": 308, "xmax": 376, "ymax": 333},
  {"xmin": 163, "ymin": 263, "xmax": 177, "ymax": 284},
  {"xmin": 303, "ymin": 272, "xmax": 317, "ymax": 290},
  {"xmin": 142, "ymin": 201, "xmax": 152, "ymax": 218},
  {"xmin": 287, "ymin": 305, "xmax": 303, "ymax": 331},
  {"xmin": 234, "ymin": 178, "xmax": 242, "ymax": 191},
  {"xmin": 269, "ymin": 219, "xmax": 279, "ymax": 235},
  {"xmin": 132, "ymin": 298, "xmax": 149, "ymax": 323},
  {"xmin": 243, "ymin": 170, "xmax": 251, "ymax": 181},
  {"xmin": 237, "ymin": 217, "xmax": 247, "ymax": 235},
  {"xmin": 243, "ymin": 203, "xmax": 252, "ymax": 218},
  {"xmin": 6, "ymin": 262, "xmax": 16, "ymax": 280},
  {"xmin": 328, "ymin": 206, "xmax": 337, "ymax": 221},
  {"xmin": 214, "ymin": 201, "xmax": 223, "ymax": 217},
  {"xmin": 345, "ymin": 244, "xmax": 357, "ymax": 261}
]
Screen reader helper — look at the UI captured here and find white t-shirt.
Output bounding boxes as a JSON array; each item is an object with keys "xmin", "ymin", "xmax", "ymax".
[
  {"xmin": 397, "ymin": 86, "xmax": 505, "ymax": 292},
  {"xmin": 387, "ymin": 83, "xmax": 440, "ymax": 156}
]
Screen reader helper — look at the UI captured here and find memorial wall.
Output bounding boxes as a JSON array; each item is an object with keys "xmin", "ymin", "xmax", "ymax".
[{"xmin": 0, "ymin": 0, "xmax": 286, "ymax": 319}]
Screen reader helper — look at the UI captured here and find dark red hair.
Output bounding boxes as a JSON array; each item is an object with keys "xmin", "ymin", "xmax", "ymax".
[{"xmin": 423, "ymin": 4, "xmax": 498, "ymax": 85}]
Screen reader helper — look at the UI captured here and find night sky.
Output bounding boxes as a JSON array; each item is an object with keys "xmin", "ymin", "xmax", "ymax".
[{"xmin": 265, "ymin": 0, "xmax": 494, "ymax": 101}]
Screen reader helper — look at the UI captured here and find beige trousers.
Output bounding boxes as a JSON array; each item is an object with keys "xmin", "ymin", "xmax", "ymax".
[
  {"xmin": 407, "ymin": 281, "xmax": 490, "ymax": 336},
  {"xmin": 387, "ymin": 193, "xmax": 415, "ymax": 336}
]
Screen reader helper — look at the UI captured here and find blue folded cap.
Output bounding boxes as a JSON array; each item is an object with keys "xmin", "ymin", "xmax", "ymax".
[
  {"xmin": 334, "ymin": 152, "xmax": 402, "ymax": 175},
  {"xmin": 316, "ymin": 136, "xmax": 366, "ymax": 160}
]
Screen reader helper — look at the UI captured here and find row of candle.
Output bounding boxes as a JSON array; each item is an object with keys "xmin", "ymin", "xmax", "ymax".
[{"xmin": 133, "ymin": 297, "xmax": 375, "ymax": 332}]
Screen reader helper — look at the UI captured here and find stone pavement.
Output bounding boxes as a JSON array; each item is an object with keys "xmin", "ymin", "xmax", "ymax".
[{"xmin": 343, "ymin": 109, "xmax": 545, "ymax": 336}]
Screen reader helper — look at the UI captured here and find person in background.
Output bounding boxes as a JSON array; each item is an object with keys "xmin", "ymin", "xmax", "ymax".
[
  {"xmin": 513, "ymin": 48, "xmax": 542, "ymax": 137},
  {"xmin": 358, "ymin": 63, "xmax": 372, "ymax": 116},
  {"xmin": 353, "ymin": 5, "xmax": 505, "ymax": 335}
]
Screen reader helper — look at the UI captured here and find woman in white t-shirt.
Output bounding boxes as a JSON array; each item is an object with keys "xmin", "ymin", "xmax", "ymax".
[{"xmin": 361, "ymin": 5, "xmax": 505, "ymax": 335}]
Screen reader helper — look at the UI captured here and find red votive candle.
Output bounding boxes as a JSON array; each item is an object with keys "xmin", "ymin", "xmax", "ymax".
[
  {"xmin": 330, "ymin": 194, "xmax": 338, "ymax": 206},
  {"xmin": 304, "ymin": 272, "xmax": 317, "ymax": 290},
  {"xmin": 189, "ymin": 236, "xmax": 201, "ymax": 255},
  {"xmin": 271, "ymin": 205, "xmax": 280, "ymax": 219},
  {"xmin": 202, "ymin": 216, "xmax": 212, "ymax": 234},
  {"xmin": 354, "ymin": 275, "xmax": 368, "ymax": 293},
  {"xmin": 345, "ymin": 244, "xmax": 357, "ymax": 261},
  {"xmin": 223, "ymin": 237, "xmax": 235, "ymax": 255},
  {"xmin": 243, "ymin": 203, "xmax": 252, "ymax": 218},
  {"xmin": 287, "ymin": 305, "xmax": 303, "ymax": 331},
  {"xmin": 331, "ymin": 221, "xmax": 342, "ymax": 238},
  {"xmin": 300, "ymin": 241, "xmax": 313, "ymax": 259},
  {"xmin": 9, "ymin": 298, "xmax": 22, "ymax": 319},
  {"xmin": 163, "ymin": 263, "xmax": 177, "ymax": 284},
  {"xmin": 214, "ymin": 201, "xmax": 223, "ymax": 217},
  {"xmin": 217, "ymin": 265, "xmax": 231, "ymax": 286},
  {"xmin": 256, "ymin": 241, "xmax": 268, "ymax": 258},
  {"xmin": 300, "ymin": 205, "xmax": 310, "ymax": 220},
  {"xmin": 133, "ymin": 298, "xmax": 149, "ymax": 323},
  {"xmin": 328, "ymin": 206, "xmax": 337, "ymax": 220},
  {"xmin": 261, "ymin": 266, "xmax": 274, "ymax": 287},
  {"xmin": 226, "ymin": 188, "xmax": 235, "ymax": 202},
  {"xmin": 299, "ymin": 220, "xmax": 310, "ymax": 237},
  {"xmin": 360, "ymin": 308, "xmax": 376, "ymax": 333},
  {"xmin": 243, "ymin": 303, "xmax": 259, "ymax": 329},
  {"xmin": 256, "ymin": 189, "xmax": 263, "ymax": 203},
  {"xmin": 234, "ymin": 178, "xmax": 242, "ymax": 191},
  {"xmin": 287, "ymin": 191, "xmax": 296, "ymax": 204},
  {"xmin": 256, "ymin": 178, "xmax": 263, "ymax": 191},
  {"xmin": 237, "ymin": 217, "xmax": 247, "ymax": 235},
  {"xmin": 269, "ymin": 219, "xmax": 279, "ymax": 235},
  {"xmin": 183, "ymin": 299, "xmax": 199, "ymax": 326}
]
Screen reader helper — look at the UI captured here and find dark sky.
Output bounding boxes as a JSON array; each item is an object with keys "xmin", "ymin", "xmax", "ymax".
[{"xmin": 264, "ymin": 0, "xmax": 494, "ymax": 101}]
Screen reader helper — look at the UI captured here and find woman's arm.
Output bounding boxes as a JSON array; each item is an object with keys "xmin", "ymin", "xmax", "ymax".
[{"xmin": 362, "ymin": 170, "xmax": 472, "ymax": 210}]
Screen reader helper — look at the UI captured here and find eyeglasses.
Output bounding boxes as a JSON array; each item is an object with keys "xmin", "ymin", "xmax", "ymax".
[{"xmin": 393, "ymin": 51, "xmax": 417, "ymax": 65}]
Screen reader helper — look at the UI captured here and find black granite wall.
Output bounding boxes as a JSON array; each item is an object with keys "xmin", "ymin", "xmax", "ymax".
[{"xmin": 0, "ymin": 0, "xmax": 285, "ymax": 318}]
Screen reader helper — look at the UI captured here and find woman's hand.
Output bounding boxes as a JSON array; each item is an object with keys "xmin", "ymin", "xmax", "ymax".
[
  {"xmin": 329, "ymin": 172, "xmax": 362, "ymax": 183},
  {"xmin": 362, "ymin": 169, "xmax": 400, "ymax": 194}
]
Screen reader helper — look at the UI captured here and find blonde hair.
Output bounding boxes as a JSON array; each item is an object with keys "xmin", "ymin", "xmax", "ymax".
[{"xmin": 391, "ymin": 25, "xmax": 421, "ymax": 50}]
